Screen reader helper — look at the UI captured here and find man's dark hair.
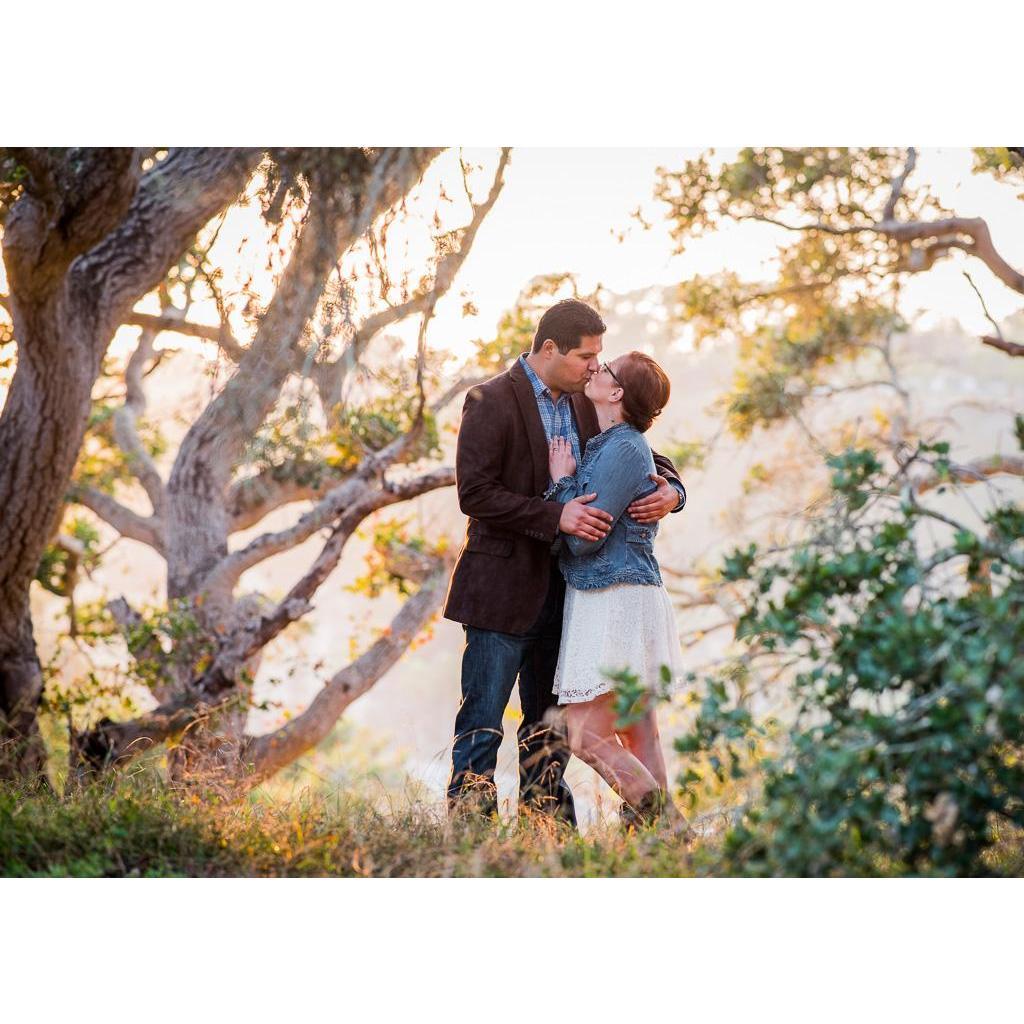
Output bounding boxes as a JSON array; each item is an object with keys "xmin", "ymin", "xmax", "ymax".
[{"xmin": 532, "ymin": 298, "xmax": 606, "ymax": 355}]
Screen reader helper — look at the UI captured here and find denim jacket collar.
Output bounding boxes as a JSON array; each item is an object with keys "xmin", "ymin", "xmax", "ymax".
[{"xmin": 581, "ymin": 421, "xmax": 635, "ymax": 461}]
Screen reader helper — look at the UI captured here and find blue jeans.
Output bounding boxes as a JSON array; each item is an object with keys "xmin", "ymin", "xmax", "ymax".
[{"xmin": 447, "ymin": 565, "xmax": 576, "ymax": 825}]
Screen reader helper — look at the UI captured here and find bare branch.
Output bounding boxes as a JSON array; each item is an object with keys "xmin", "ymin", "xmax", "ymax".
[
  {"xmin": 915, "ymin": 455, "xmax": 1024, "ymax": 494},
  {"xmin": 241, "ymin": 562, "xmax": 451, "ymax": 786},
  {"xmin": 745, "ymin": 212, "xmax": 865, "ymax": 235},
  {"xmin": 72, "ymin": 148, "xmax": 262, "ymax": 339},
  {"xmin": 963, "ymin": 271, "xmax": 1024, "ymax": 357},
  {"xmin": 883, "ymin": 147, "xmax": 917, "ymax": 222},
  {"xmin": 314, "ymin": 148, "xmax": 511, "ymax": 412},
  {"xmin": 964, "ymin": 271, "xmax": 1006, "ymax": 341},
  {"xmin": 4, "ymin": 279, "xmax": 246, "ymax": 359},
  {"xmin": 183, "ymin": 470, "xmax": 455, "ymax": 715},
  {"xmin": 429, "ymin": 371, "xmax": 494, "ymax": 413},
  {"xmin": 203, "ymin": 458, "xmax": 454, "ymax": 596},
  {"xmin": 124, "ymin": 310, "xmax": 246, "ymax": 360},
  {"xmin": 807, "ymin": 379, "xmax": 906, "ymax": 399},
  {"xmin": 227, "ymin": 461, "xmax": 358, "ymax": 532},
  {"xmin": 743, "ymin": 211, "xmax": 1024, "ymax": 297},
  {"xmin": 68, "ymin": 485, "xmax": 164, "ymax": 552},
  {"xmin": 75, "ymin": 501, "xmax": 454, "ymax": 773},
  {"xmin": 205, "ymin": 477, "xmax": 375, "ymax": 592},
  {"xmin": 981, "ymin": 335, "xmax": 1024, "ymax": 358},
  {"xmin": 112, "ymin": 328, "xmax": 166, "ymax": 516}
]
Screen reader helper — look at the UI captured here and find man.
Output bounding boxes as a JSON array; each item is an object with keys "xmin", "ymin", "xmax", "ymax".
[{"xmin": 443, "ymin": 298, "xmax": 686, "ymax": 824}]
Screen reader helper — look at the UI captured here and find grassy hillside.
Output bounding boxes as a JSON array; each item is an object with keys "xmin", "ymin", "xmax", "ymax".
[{"xmin": 0, "ymin": 771, "xmax": 705, "ymax": 878}]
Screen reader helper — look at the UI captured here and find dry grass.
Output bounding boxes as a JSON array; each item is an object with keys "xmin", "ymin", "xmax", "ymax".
[{"xmin": 0, "ymin": 768, "xmax": 710, "ymax": 877}]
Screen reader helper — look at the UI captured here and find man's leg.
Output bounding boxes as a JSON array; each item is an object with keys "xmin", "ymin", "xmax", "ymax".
[
  {"xmin": 517, "ymin": 563, "xmax": 576, "ymax": 826},
  {"xmin": 447, "ymin": 626, "xmax": 527, "ymax": 818}
]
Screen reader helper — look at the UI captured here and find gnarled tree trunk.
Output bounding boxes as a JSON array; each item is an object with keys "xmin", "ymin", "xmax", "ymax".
[
  {"xmin": 72, "ymin": 148, "xmax": 513, "ymax": 796},
  {"xmin": 0, "ymin": 147, "xmax": 260, "ymax": 779}
]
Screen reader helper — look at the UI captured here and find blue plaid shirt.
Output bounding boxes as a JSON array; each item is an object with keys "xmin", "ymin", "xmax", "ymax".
[{"xmin": 519, "ymin": 354, "xmax": 582, "ymax": 483}]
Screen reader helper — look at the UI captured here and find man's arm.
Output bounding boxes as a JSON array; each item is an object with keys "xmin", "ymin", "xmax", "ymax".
[
  {"xmin": 627, "ymin": 449, "xmax": 686, "ymax": 523},
  {"xmin": 455, "ymin": 386, "xmax": 611, "ymax": 544}
]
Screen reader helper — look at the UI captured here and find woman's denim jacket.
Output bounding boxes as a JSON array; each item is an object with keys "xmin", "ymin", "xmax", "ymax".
[{"xmin": 545, "ymin": 422, "xmax": 663, "ymax": 591}]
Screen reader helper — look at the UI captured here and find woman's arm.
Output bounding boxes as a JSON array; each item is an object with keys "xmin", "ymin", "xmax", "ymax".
[
  {"xmin": 560, "ymin": 437, "xmax": 649, "ymax": 558},
  {"xmin": 544, "ymin": 474, "xmax": 581, "ymax": 504}
]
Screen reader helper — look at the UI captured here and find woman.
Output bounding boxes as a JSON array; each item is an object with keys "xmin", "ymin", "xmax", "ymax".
[{"xmin": 545, "ymin": 351, "xmax": 687, "ymax": 830}]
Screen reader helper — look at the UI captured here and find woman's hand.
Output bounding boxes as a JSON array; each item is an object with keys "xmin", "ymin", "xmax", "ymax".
[{"xmin": 548, "ymin": 436, "xmax": 576, "ymax": 481}]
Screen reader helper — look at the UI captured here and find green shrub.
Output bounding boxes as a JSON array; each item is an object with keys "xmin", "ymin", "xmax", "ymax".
[{"xmin": 676, "ymin": 438, "xmax": 1024, "ymax": 876}]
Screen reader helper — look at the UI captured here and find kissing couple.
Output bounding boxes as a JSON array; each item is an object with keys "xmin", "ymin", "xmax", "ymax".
[{"xmin": 443, "ymin": 297, "xmax": 688, "ymax": 830}]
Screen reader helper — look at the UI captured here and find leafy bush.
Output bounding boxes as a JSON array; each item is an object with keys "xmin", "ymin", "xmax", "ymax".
[{"xmin": 676, "ymin": 438, "xmax": 1024, "ymax": 876}]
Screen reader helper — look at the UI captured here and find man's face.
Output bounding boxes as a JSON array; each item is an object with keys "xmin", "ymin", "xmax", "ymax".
[{"xmin": 544, "ymin": 334, "xmax": 603, "ymax": 394}]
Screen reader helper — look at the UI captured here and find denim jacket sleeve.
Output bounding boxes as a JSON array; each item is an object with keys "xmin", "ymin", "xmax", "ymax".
[
  {"xmin": 558, "ymin": 435, "xmax": 651, "ymax": 558},
  {"xmin": 544, "ymin": 474, "xmax": 582, "ymax": 503}
]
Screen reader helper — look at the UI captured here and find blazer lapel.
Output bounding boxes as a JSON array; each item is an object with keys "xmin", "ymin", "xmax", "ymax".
[{"xmin": 510, "ymin": 355, "xmax": 554, "ymax": 494}]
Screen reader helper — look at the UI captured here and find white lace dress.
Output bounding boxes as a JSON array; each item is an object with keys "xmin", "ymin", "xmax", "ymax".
[{"xmin": 552, "ymin": 581, "xmax": 685, "ymax": 705}]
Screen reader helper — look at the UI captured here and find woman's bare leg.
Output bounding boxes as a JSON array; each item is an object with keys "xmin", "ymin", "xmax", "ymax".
[
  {"xmin": 617, "ymin": 704, "xmax": 669, "ymax": 791},
  {"xmin": 618, "ymin": 704, "xmax": 690, "ymax": 829},
  {"xmin": 564, "ymin": 693, "xmax": 659, "ymax": 809}
]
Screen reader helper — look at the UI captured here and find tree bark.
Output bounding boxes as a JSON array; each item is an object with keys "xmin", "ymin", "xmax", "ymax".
[
  {"xmin": 0, "ymin": 608, "xmax": 48, "ymax": 780},
  {"xmin": 0, "ymin": 147, "xmax": 260, "ymax": 779},
  {"xmin": 156, "ymin": 150, "xmax": 441, "ymax": 786},
  {"xmin": 240, "ymin": 563, "xmax": 450, "ymax": 789},
  {"xmin": 0, "ymin": 285, "xmax": 105, "ymax": 780},
  {"xmin": 59, "ymin": 148, "xmax": 506, "ymax": 794}
]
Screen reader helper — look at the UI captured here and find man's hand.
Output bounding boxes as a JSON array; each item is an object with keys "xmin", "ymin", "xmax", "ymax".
[
  {"xmin": 559, "ymin": 493, "xmax": 613, "ymax": 542},
  {"xmin": 627, "ymin": 474, "xmax": 680, "ymax": 524}
]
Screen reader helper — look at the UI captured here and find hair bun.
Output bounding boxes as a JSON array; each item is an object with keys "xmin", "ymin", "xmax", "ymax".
[{"xmin": 617, "ymin": 352, "xmax": 671, "ymax": 434}]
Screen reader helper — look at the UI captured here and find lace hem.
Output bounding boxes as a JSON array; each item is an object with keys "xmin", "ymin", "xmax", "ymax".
[
  {"xmin": 554, "ymin": 678, "xmax": 619, "ymax": 704},
  {"xmin": 552, "ymin": 582, "xmax": 685, "ymax": 705}
]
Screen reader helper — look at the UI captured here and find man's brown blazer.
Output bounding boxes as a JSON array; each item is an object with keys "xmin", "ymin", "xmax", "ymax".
[{"xmin": 442, "ymin": 356, "xmax": 684, "ymax": 635}]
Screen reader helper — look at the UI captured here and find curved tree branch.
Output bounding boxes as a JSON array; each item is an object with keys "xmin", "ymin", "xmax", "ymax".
[
  {"xmin": 3, "ymin": 148, "xmax": 143, "ymax": 301},
  {"xmin": 227, "ymin": 461, "xmax": 359, "ymax": 532},
  {"xmin": 914, "ymin": 455, "xmax": 1024, "ymax": 494},
  {"xmin": 90, "ymin": 466, "xmax": 454, "ymax": 758},
  {"xmin": 123, "ymin": 309, "xmax": 246, "ymax": 360},
  {"xmin": 112, "ymin": 328, "xmax": 166, "ymax": 516},
  {"xmin": 240, "ymin": 562, "xmax": 451, "ymax": 787},
  {"xmin": 883, "ymin": 147, "xmax": 917, "ymax": 221},
  {"xmin": 71, "ymin": 148, "xmax": 262, "ymax": 344},
  {"xmin": 745, "ymin": 211, "xmax": 1024, "ymax": 297},
  {"xmin": 963, "ymin": 270, "xmax": 1024, "ymax": 358},
  {"xmin": 68, "ymin": 485, "xmax": 164, "ymax": 552},
  {"xmin": 313, "ymin": 147, "xmax": 510, "ymax": 413},
  {"xmin": 204, "ymin": 456, "xmax": 454, "ymax": 597}
]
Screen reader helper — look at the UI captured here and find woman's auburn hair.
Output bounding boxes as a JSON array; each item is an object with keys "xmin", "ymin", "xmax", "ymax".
[{"xmin": 616, "ymin": 351, "xmax": 671, "ymax": 433}]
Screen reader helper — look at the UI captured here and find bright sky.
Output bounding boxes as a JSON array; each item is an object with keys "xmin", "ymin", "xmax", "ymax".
[
  {"xmin": 398, "ymin": 147, "xmax": 1024, "ymax": 361},
  {"xmin": 4, "ymin": 148, "xmax": 1023, "ymax": 375}
]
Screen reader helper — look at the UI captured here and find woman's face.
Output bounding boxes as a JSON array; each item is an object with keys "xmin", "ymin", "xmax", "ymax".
[{"xmin": 585, "ymin": 356, "xmax": 626, "ymax": 408}]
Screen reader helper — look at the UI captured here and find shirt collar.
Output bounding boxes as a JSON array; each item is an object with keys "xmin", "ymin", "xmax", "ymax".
[{"xmin": 519, "ymin": 353, "xmax": 564, "ymax": 401}]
